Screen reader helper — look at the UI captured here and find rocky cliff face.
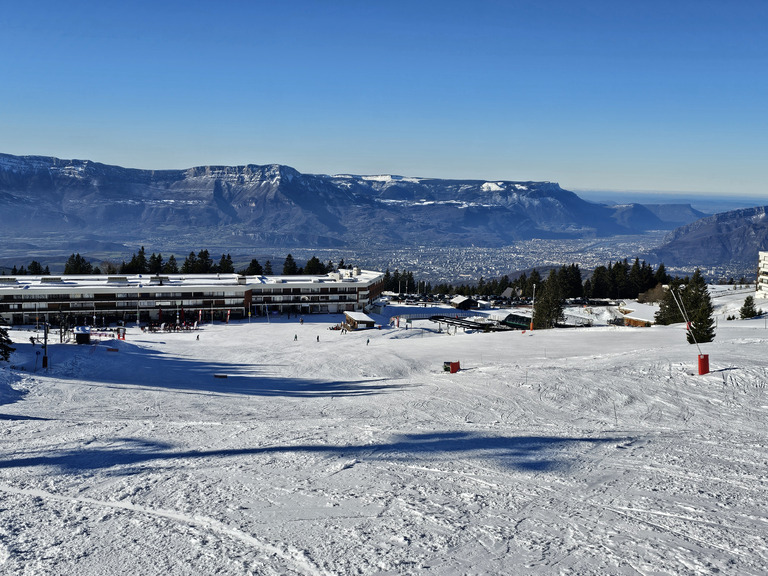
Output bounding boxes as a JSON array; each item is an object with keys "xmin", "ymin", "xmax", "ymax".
[
  {"xmin": 649, "ymin": 206, "xmax": 768, "ymax": 267},
  {"xmin": 0, "ymin": 153, "xmax": 700, "ymax": 249}
]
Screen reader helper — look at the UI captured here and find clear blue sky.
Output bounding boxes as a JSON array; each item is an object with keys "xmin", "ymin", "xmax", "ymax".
[{"xmin": 1, "ymin": 1, "xmax": 766, "ymax": 196}]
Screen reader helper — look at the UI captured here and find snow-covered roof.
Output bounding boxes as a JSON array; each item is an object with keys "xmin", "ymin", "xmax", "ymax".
[
  {"xmin": 344, "ymin": 311, "xmax": 375, "ymax": 323},
  {"xmin": 620, "ymin": 301, "xmax": 659, "ymax": 322},
  {"xmin": 450, "ymin": 295, "xmax": 470, "ymax": 304},
  {"xmin": 0, "ymin": 270, "xmax": 384, "ymax": 294}
]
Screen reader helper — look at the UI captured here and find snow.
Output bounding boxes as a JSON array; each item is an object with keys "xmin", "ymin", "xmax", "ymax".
[
  {"xmin": 1, "ymin": 289, "xmax": 767, "ymax": 574},
  {"xmin": 481, "ymin": 182, "xmax": 504, "ymax": 192}
]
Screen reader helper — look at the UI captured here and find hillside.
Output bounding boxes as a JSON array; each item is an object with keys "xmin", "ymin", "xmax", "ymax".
[
  {"xmin": 650, "ymin": 205, "xmax": 768, "ymax": 268},
  {"xmin": 1, "ymin": 289, "xmax": 766, "ymax": 574}
]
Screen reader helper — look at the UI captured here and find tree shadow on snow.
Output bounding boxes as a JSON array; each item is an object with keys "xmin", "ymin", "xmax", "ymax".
[
  {"xmin": 0, "ymin": 431, "xmax": 626, "ymax": 475},
  {"xmin": 43, "ymin": 341, "xmax": 399, "ymax": 399}
]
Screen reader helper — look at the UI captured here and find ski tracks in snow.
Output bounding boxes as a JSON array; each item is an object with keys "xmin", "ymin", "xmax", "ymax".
[{"xmin": 0, "ymin": 482, "xmax": 332, "ymax": 576}]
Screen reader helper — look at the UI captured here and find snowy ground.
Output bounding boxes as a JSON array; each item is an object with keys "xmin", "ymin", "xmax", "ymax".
[{"xmin": 1, "ymin": 290, "xmax": 767, "ymax": 575}]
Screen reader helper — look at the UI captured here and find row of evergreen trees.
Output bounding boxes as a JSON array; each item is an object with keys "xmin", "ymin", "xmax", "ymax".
[
  {"xmin": 7, "ymin": 261, "xmax": 50, "ymax": 276},
  {"xmin": 380, "ymin": 259, "xmax": 671, "ymax": 301},
  {"xmin": 6, "ymin": 249, "xmax": 350, "ymax": 277}
]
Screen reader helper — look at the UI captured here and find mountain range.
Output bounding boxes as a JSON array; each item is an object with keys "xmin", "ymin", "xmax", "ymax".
[
  {"xmin": 648, "ymin": 206, "xmax": 768, "ymax": 269},
  {"xmin": 0, "ymin": 153, "xmax": 706, "ymax": 251}
]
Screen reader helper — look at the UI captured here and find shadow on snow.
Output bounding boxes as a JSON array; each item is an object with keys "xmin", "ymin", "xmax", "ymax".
[
  {"xmin": 0, "ymin": 431, "xmax": 626, "ymax": 474},
  {"xmin": 15, "ymin": 341, "xmax": 399, "ymax": 399}
]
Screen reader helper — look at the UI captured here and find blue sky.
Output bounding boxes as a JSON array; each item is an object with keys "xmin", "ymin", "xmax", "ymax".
[{"xmin": 1, "ymin": 1, "xmax": 766, "ymax": 196}]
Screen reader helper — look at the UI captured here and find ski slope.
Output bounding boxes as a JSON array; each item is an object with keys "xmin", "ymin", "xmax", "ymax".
[{"xmin": 1, "ymin": 289, "xmax": 766, "ymax": 575}]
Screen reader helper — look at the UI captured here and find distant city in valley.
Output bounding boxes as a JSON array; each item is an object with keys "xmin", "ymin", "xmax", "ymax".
[
  {"xmin": 245, "ymin": 231, "xmax": 751, "ymax": 285},
  {"xmin": 1, "ymin": 153, "xmax": 765, "ymax": 284}
]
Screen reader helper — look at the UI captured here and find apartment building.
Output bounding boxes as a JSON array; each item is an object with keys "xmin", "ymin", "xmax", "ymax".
[
  {"xmin": 0, "ymin": 268, "xmax": 384, "ymax": 326},
  {"xmin": 757, "ymin": 251, "xmax": 768, "ymax": 299}
]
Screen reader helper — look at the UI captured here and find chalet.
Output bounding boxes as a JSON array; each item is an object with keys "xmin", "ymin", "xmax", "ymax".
[
  {"xmin": 450, "ymin": 295, "xmax": 476, "ymax": 310},
  {"xmin": 344, "ymin": 311, "xmax": 376, "ymax": 330}
]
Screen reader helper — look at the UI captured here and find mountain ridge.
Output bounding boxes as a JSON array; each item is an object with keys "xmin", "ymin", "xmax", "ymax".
[{"xmin": 0, "ymin": 153, "xmax": 709, "ymax": 252}]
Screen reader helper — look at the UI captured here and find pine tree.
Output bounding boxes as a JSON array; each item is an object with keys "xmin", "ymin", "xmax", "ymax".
[
  {"xmin": 654, "ymin": 263, "xmax": 670, "ymax": 286},
  {"xmin": 0, "ymin": 326, "xmax": 15, "ymax": 362},
  {"xmin": 181, "ymin": 252, "xmax": 197, "ymax": 274},
  {"xmin": 304, "ymin": 256, "xmax": 325, "ymax": 275},
  {"xmin": 28, "ymin": 260, "xmax": 45, "ymax": 275},
  {"xmin": 655, "ymin": 278, "xmax": 686, "ymax": 325},
  {"xmin": 135, "ymin": 247, "xmax": 148, "ymax": 274},
  {"xmin": 525, "ymin": 269, "xmax": 542, "ymax": 298},
  {"xmin": 264, "ymin": 260, "xmax": 273, "ymax": 275},
  {"xmin": 740, "ymin": 295, "xmax": 758, "ymax": 319},
  {"xmin": 628, "ymin": 258, "xmax": 643, "ymax": 298},
  {"xmin": 282, "ymin": 254, "xmax": 299, "ymax": 275},
  {"xmin": 533, "ymin": 270, "xmax": 564, "ymax": 329},
  {"xmin": 217, "ymin": 254, "xmax": 234, "ymax": 273},
  {"xmin": 611, "ymin": 259, "xmax": 629, "ymax": 298},
  {"xmin": 243, "ymin": 259, "xmax": 263, "ymax": 275},
  {"xmin": 196, "ymin": 250, "xmax": 213, "ymax": 273},
  {"xmin": 64, "ymin": 253, "xmax": 93, "ymax": 274},
  {"xmin": 148, "ymin": 253, "xmax": 164, "ymax": 274},
  {"xmin": 655, "ymin": 271, "xmax": 715, "ymax": 344},
  {"xmin": 685, "ymin": 270, "xmax": 715, "ymax": 344},
  {"xmin": 162, "ymin": 255, "xmax": 179, "ymax": 274}
]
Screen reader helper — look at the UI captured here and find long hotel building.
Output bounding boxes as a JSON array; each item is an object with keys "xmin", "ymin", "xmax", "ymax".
[{"xmin": 0, "ymin": 268, "xmax": 384, "ymax": 326}]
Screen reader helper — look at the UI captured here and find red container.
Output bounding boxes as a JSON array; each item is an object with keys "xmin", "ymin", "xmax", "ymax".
[{"xmin": 698, "ymin": 354, "xmax": 709, "ymax": 375}]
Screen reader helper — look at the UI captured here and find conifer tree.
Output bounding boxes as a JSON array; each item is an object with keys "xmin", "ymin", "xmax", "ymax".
[
  {"xmin": 303, "ymin": 256, "xmax": 325, "ymax": 275},
  {"xmin": 533, "ymin": 269, "xmax": 564, "ymax": 329},
  {"xmin": 525, "ymin": 269, "xmax": 542, "ymax": 298},
  {"xmin": 196, "ymin": 250, "xmax": 213, "ymax": 273},
  {"xmin": 181, "ymin": 252, "xmax": 198, "ymax": 274},
  {"xmin": 148, "ymin": 253, "xmax": 164, "ymax": 274},
  {"xmin": 589, "ymin": 266, "xmax": 611, "ymax": 298},
  {"xmin": 263, "ymin": 260, "xmax": 273, "ymax": 275},
  {"xmin": 217, "ymin": 254, "xmax": 234, "ymax": 273},
  {"xmin": 243, "ymin": 259, "xmax": 263, "ymax": 275},
  {"xmin": 654, "ymin": 263, "xmax": 670, "ymax": 286},
  {"xmin": 655, "ymin": 278, "xmax": 686, "ymax": 325},
  {"xmin": 0, "ymin": 326, "xmax": 15, "ymax": 362},
  {"xmin": 28, "ymin": 261, "xmax": 45, "ymax": 275},
  {"xmin": 685, "ymin": 270, "xmax": 715, "ymax": 344},
  {"xmin": 740, "ymin": 295, "xmax": 758, "ymax": 319},
  {"xmin": 64, "ymin": 253, "xmax": 93, "ymax": 274},
  {"xmin": 655, "ymin": 271, "xmax": 715, "ymax": 344},
  {"xmin": 162, "ymin": 255, "xmax": 179, "ymax": 274},
  {"xmin": 282, "ymin": 254, "xmax": 299, "ymax": 275}
]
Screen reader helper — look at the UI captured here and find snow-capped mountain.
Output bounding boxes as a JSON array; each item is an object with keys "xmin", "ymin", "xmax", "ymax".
[{"xmin": 0, "ymin": 153, "xmax": 702, "ymax": 248}]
